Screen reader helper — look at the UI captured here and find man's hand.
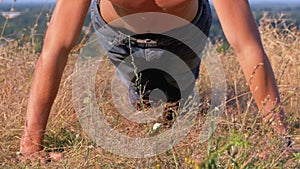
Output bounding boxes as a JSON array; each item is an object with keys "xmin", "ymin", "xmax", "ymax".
[{"xmin": 12, "ymin": 151, "xmax": 63, "ymax": 165}]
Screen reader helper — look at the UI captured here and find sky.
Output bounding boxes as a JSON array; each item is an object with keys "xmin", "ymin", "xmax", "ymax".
[{"xmin": 0, "ymin": 0, "xmax": 300, "ymax": 4}]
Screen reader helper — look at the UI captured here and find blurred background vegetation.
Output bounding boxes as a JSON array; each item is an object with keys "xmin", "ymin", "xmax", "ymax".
[{"xmin": 1, "ymin": 1, "xmax": 300, "ymax": 48}]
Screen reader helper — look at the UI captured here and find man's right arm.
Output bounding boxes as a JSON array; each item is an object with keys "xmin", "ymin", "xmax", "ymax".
[{"xmin": 20, "ymin": 0, "xmax": 91, "ymax": 160}]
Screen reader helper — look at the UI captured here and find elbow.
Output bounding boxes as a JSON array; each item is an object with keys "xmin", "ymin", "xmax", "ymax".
[
  {"xmin": 229, "ymin": 39, "xmax": 266, "ymax": 62},
  {"xmin": 40, "ymin": 36, "xmax": 72, "ymax": 62},
  {"xmin": 41, "ymin": 24, "xmax": 76, "ymax": 58},
  {"xmin": 38, "ymin": 39, "xmax": 70, "ymax": 68},
  {"xmin": 36, "ymin": 45, "xmax": 69, "ymax": 75},
  {"xmin": 229, "ymin": 40, "xmax": 246, "ymax": 62},
  {"xmin": 41, "ymin": 44, "xmax": 71, "ymax": 58},
  {"xmin": 229, "ymin": 40, "xmax": 242, "ymax": 56}
]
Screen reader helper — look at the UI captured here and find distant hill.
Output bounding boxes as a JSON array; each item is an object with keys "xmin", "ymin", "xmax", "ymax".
[{"xmin": 209, "ymin": 3, "xmax": 300, "ymax": 39}]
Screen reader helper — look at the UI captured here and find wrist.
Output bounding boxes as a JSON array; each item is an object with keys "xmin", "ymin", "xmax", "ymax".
[{"xmin": 261, "ymin": 106, "xmax": 287, "ymax": 135}]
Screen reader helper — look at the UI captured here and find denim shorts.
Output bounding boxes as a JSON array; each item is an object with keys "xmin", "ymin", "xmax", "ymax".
[{"xmin": 91, "ymin": 0, "xmax": 212, "ymax": 102}]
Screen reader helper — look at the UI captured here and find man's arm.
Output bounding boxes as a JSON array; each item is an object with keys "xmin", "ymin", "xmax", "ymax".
[
  {"xmin": 212, "ymin": 0, "xmax": 287, "ymax": 134},
  {"xmin": 20, "ymin": 0, "xmax": 91, "ymax": 160}
]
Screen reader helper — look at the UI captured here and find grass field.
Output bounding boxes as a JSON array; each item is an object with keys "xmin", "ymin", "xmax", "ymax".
[{"xmin": 0, "ymin": 14, "xmax": 300, "ymax": 168}]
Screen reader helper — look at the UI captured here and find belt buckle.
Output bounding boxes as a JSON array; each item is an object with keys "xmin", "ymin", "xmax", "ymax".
[{"xmin": 136, "ymin": 39, "xmax": 158, "ymax": 47}]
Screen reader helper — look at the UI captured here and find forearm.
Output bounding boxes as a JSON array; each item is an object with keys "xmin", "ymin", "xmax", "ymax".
[
  {"xmin": 25, "ymin": 50, "xmax": 69, "ymax": 136},
  {"xmin": 237, "ymin": 48, "xmax": 287, "ymax": 134},
  {"xmin": 20, "ymin": 48, "xmax": 69, "ymax": 155},
  {"xmin": 237, "ymin": 48, "xmax": 280, "ymax": 109}
]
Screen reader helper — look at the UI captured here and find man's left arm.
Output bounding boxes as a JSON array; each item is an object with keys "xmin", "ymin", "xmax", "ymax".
[{"xmin": 212, "ymin": 0, "xmax": 287, "ymax": 135}]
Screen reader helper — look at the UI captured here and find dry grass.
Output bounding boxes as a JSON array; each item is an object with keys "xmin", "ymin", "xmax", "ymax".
[{"xmin": 0, "ymin": 14, "xmax": 300, "ymax": 168}]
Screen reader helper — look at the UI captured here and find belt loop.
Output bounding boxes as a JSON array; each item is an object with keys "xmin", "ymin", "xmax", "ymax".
[{"xmin": 117, "ymin": 31, "xmax": 133, "ymax": 46}]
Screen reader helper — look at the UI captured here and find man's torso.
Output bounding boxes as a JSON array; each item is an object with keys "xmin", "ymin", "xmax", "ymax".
[{"xmin": 99, "ymin": 0, "xmax": 199, "ymax": 33}]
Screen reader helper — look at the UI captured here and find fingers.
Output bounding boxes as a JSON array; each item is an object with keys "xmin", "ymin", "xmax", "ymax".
[
  {"xmin": 258, "ymin": 148, "xmax": 270, "ymax": 159},
  {"xmin": 49, "ymin": 152, "xmax": 64, "ymax": 161},
  {"xmin": 12, "ymin": 151, "xmax": 63, "ymax": 165},
  {"xmin": 11, "ymin": 157, "xmax": 21, "ymax": 164},
  {"xmin": 258, "ymin": 146, "xmax": 298, "ymax": 160}
]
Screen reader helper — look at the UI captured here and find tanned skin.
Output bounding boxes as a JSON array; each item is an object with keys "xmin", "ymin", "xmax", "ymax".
[{"xmin": 18, "ymin": 0, "xmax": 289, "ymax": 162}]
